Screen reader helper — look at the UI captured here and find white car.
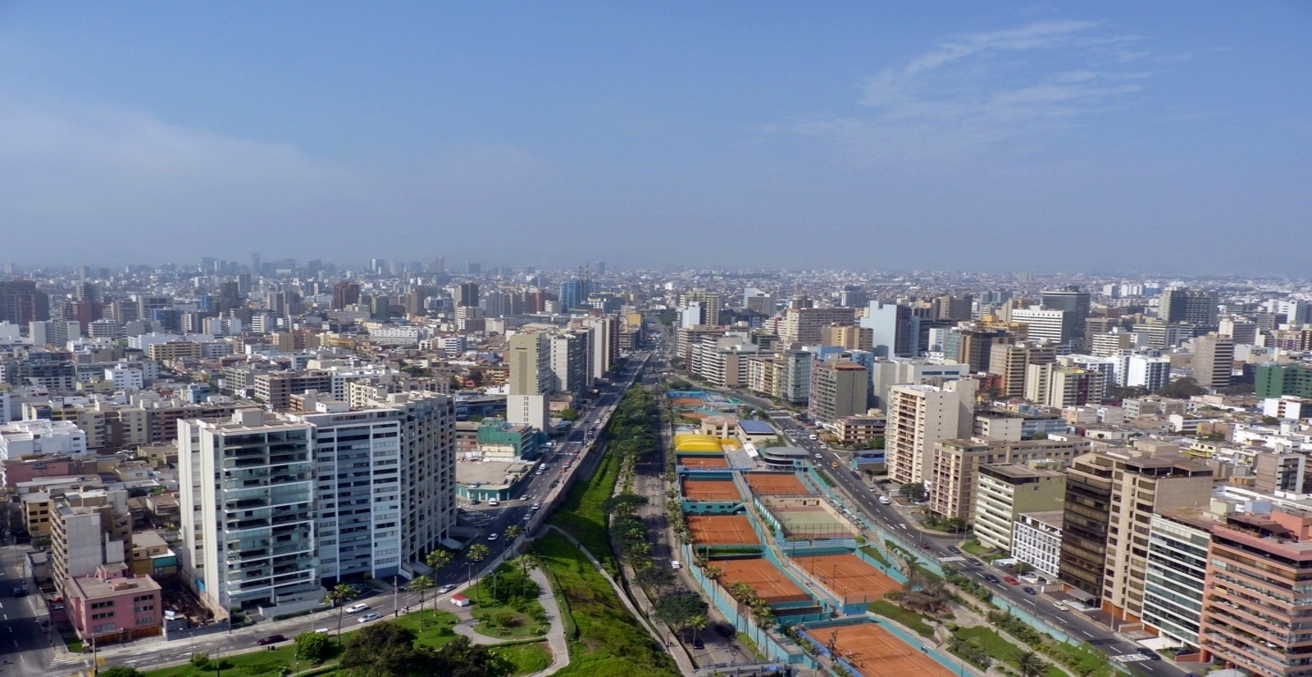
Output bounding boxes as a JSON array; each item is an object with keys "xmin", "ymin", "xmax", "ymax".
[
  {"xmin": 438, "ymin": 584, "xmax": 457, "ymax": 594},
  {"xmin": 878, "ymin": 496, "xmax": 892, "ymax": 505},
  {"xmin": 345, "ymin": 603, "xmax": 368, "ymax": 614},
  {"xmin": 488, "ymin": 533, "xmax": 499, "ymax": 541},
  {"xmin": 358, "ymin": 613, "xmax": 383, "ymax": 623},
  {"xmin": 814, "ymin": 453, "xmax": 822, "ymax": 459}
]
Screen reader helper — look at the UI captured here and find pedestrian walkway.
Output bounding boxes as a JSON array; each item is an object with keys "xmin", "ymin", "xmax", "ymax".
[{"xmin": 544, "ymin": 526, "xmax": 696, "ymax": 676}]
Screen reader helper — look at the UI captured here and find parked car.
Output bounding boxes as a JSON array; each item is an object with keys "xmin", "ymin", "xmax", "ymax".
[
  {"xmin": 256, "ymin": 634, "xmax": 286, "ymax": 645},
  {"xmin": 345, "ymin": 603, "xmax": 369, "ymax": 614},
  {"xmin": 1002, "ymin": 576, "xmax": 1019, "ymax": 585},
  {"xmin": 358, "ymin": 613, "xmax": 383, "ymax": 623},
  {"xmin": 693, "ymin": 638, "xmax": 705, "ymax": 649}
]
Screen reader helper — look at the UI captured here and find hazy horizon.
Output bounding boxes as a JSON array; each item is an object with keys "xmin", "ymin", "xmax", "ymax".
[{"xmin": 2, "ymin": 2, "xmax": 1309, "ymax": 274}]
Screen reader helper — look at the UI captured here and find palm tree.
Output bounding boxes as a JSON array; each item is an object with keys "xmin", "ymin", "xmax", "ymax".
[
  {"xmin": 504, "ymin": 524, "xmax": 521, "ymax": 541},
  {"xmin": 1017, "ymin": 651, "xmax": 1047, "ymax": 677},
  {"xmin": 410, "ymin": 575, "xmax": 434, "ymax": 631},
  {"xmin": 425, "ymin": 548, "xmax": 453, "ymax": 573},
  {"xmin": 326, "ymin": 583, "xmax": 354, "ymax": 644},
  {"xmin": 688, "ymin": 614, "xmax": 709, "ymax": 644},
  {"xmin": 467, "ymin": 543, "xmax": 491, "ymax": 600}
]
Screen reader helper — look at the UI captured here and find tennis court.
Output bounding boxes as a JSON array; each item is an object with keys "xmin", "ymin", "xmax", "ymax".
[
  {"xmin": 744, "ymin": 472, "xmax": 810, "ymax": 496},
  {"xmin": 683, "ymin": 479, "xmax": 741, "ymax": 502},
  {"xmin": 716, "ymin": 558, "xmax": 811, "ymax": 604},
  {"xmin": 805, "ymin": 623, "xmax": 953, "ymax": 677},
  {"xmin": 688, "ymin": 515, "xmax": 759, "ymax": 545},
  {"xmin": 795, "ymin": 553, "xmax": 898, "ymax": 603},
  {"xmin": 679, "ymin": 455, "xmax": 729, "ymax": 469},
  {"xmin": 768, "ymin": 502, "xmax": 858, "ymax": 540}
]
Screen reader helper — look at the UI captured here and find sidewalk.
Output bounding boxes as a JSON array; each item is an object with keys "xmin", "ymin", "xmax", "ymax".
[{"xmin": 444, "ymin": 566, "xmax": 570, "ymax": 676}]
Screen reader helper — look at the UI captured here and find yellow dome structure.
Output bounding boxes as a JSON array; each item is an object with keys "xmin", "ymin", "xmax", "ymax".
[{"xmin": 674, "ymin": 434, "xmax": 725, "ymax": 454}]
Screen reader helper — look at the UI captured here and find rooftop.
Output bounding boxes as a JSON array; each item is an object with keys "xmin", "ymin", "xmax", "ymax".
[
  {"xmin": 68, "ymin": 568, "xmax": 162, "ymax": 601},
  {"xmin": 738, "ymin": 420, "xmax": 775, "ymax": 434}
]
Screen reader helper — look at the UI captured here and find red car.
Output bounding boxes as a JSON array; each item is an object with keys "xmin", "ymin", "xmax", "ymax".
[{"xmin": 1002, "ymin": 576, "xmax": 1020, "ymax": 585}]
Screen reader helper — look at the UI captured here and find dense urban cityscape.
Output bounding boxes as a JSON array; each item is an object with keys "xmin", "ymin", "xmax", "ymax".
[{"xmin": 1, "ymin": 261, "xmax": 1311, "ymax": 677}]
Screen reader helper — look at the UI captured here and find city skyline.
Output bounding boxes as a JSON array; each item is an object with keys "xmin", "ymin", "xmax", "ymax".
[{"xmin": 1, "ymin": 2, "xmax": 1309, "ymax": 273}]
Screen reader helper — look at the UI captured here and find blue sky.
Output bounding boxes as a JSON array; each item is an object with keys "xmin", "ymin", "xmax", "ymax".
[{"xmin": 2, "ymin": 2, "xmax": 1309, "ymax": 273}]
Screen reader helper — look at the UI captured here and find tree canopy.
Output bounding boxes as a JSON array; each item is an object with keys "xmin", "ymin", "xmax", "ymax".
[{"xmin": 341, "ymin": 624, "xmax": 512, "ymax": 677}]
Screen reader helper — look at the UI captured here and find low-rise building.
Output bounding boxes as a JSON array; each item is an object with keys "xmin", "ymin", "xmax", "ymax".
[
  {"xmin": 833, "ymin": 413, "xmax": 886, "ymax": 448},
  {"xmin": 66, "ymin": 563, "xmax": 163, "ymax": 644},
  {"xmin": 1011, "ymin": 511, "xmax": 1064, "ymax": 580}
]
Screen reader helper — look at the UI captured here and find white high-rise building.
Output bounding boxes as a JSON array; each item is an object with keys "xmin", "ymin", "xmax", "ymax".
[
  {"xmin": 508, "ymin": 332, "xmax": 553, "ymax": 430},
  {"xmin": 548, "ymin": 331, "xmax": 591, "ymax": 394},
  {"xmin": 1010, "ymin": 308, "xmax": 1068, "ymax": 344},
  {"xmin": 290, "ymin": 407, "xmax": 405, "ymax": 581},
  {"xmin": 30, "ymin": 320, "xmax": 81, "ymax": 348},
  {"xmin": 1126, "ymin": 354, "xmax": 1172, "ymax": 393},
  {"xmin": 179, "ymin": 411, "xmax": 321, "ymax": 618}
]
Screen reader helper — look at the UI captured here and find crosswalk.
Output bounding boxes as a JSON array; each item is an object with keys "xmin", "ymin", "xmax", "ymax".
[{"xmin": 1111, "ymin": 653, "xmax": 1151, "ymax": 662}]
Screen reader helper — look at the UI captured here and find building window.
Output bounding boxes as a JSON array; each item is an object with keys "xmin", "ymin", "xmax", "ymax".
[
  {"xmin": 137, "ymin": 617, "xmax": 156, "ymax": 625},
  {"xmin": 91, "ymin": 601, "xmax": 114, "ymax": 609},
  {"xmin": 92, "ymin": 612, "xmax": 115, "ymax": 620}
]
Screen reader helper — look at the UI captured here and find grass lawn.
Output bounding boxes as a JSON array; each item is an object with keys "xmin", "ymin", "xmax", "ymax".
[
  {"xmin": 145, "ymin": 645, "xmax": 303, "ymax": 677},
  {"xmin": 867, "ymin": 599, "xmax": 935, "ymax": 637},
  {"xmin": 390, "ymin": 608, "xmax": 464, "ymax": 649},
  {"xmin": 471, "ymin": 599, "xmax": 549, "ymax": 639},
  {"xmin": 550, "ymin": 448, "xmax": 621, "ymax": 574},
  {"xmin": 955, "ymin": 626, "xmax": 1069, "ymax": 677},
  {"xmin": 737, "ymin": 632, "xmax": 766, "ymax": 661},
  {"xmin": 859, "ymin": 545, "xmax": 891, "ymax": 567},
  {"xmin": 532, "ymin": 530, "xmax": 679, "ymax": 677},
  {"xmin": 491, "ymin": 641, "xmax": 554, "ymax": 676}
]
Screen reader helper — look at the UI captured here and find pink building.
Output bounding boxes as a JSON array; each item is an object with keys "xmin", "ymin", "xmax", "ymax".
[{"xmin": 66, "ymin": 563, "xmax": 163, "ymax": 645}]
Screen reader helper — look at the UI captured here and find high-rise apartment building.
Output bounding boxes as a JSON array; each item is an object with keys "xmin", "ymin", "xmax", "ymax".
[
  {"xmin": 0, "ymin": 280, "xmax": 50, "ymax": 325},
  {"xmin": 943, "ymin": 327, "xmax": 1015, "ymax": 372},
  {"xmin": 973, "ymin": 464, "xmax": 1067, "ymax": 552},
  {"xmin": 885, "ymin": 380, "xmax": 976, "ymax": 485},
  {"xmin": 179, "ymin": 411, "xmax": 321, "ymax": 618},
  {"xmin": 1160, "ymin": 288, "xmax": 1218, "ymax": 326},
  {"xmin": 930, "ymin": 437, "xmax": 1081, "ymax": 522},
  {"xmin": 1025, "ymin": 364, "xmax": 1104, "ymax": 408},
  {"xmin": 1192, "ymin": 333, "xmax": 1234, "ymax": 390},
  {"xmin": 508, "ymin": 332, "xmax": 553, "ymax": 431},
  {"xmin": 1256, "ymin": 363, "xmax": 1312, "ymax": 399},
  {"xmin": 290, "ymin": 407, "xmax": 406, "ymax": 581},
  {"xmin": 781, "ymin": 307, "xmax": 857, "ymax": 346},
  {"xmin": 1200, "ymin": 505, "xmax": 1312, "ymax": 677},
  {"xmin": 820, "ymin": 324, "xmax": 873, "ymax": 352},
  {"xmin": 1058, "ymin": 449, "xmax": 1212, "ymax": 617},
  {"xmin": 743, "ymin": 288, "xmax": 775, "ymax": 315},
  {"xmin": 808, "ymin": 360, "xmax": 869, "ymax": 424},
  {"xmin": 331, "ymin": 282, "xmax": 361, "ymax": 310},
  {"xmin": 30, "ymin": 320, "xmax": 81, "ymax": 348},
  {"xmin": 1143, "ymin": 509, "xmax": 1215, "ymax": 651},
  {"xmin": 455, "ymin": 282, "xmax": 480, "ymax": 308},
  {"xmin": 683, "ymin": 290, "xmax": 723, "ymax": 327},
  {"xmin": 1126, "ymin": 354, "xmax": 1172, "ymax": 393},
  {"xmin": 869, "ymin": 358, "xmax": 971, "ymax": 411},
  {"xmin": 548, "ymin": 331, "xmax": 590, "ymax": 394},
  {"xmin": 988, "ymin": 342, "xmax": 1057, "ymax": 399}
]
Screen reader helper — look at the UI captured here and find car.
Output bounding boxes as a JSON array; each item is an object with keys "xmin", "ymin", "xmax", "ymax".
[
  {"xmin": 878, "ymin": 496, "xmax": 891, "ymax": 505},
  {"xmin": 345, "ymin": 603, "xmax": 369, "ymax": 614},
  {"xmin": 1003, "ymin": 576, "xmax": 1019, "ymax": 585},
  {"xmin": 438, "ymin": 584, "xmax": 457, "ymax": 594},
  {"xmin": 358, "ymin": 613, "xmax": 383, "ymax": 623},
  {"xmin": 1053, "ymin": 602, "xmax": 1070, "ymax": 612},
  {"xmin": 693, "ymin": 638, "xmax": 705, "ymax": 649},
  {"xmin": 671, "ymin": 560, "xmax": 682, "ymax": 570},
  {"xmin": 1136, "ymin": 648, "xmax": 1160, "ymax": 661},
  {"xmin": 469, "ymin": 500, "xmax": 480, "ymax": 506},
  {"xmin": 1022, "ymin": 586, "xmax": 1037, "ymax": 595},
  {"xmin": 523, "ymin": 513, "xmax": 532, "ymax": 521},
  {"xmin": 946, "ymin": 546, "xmax": 961, "ymax": 554},
  {"xmin": 814, "ymin": 453, "xmax": 823, "ymax": 459},
  {"xmin": 313, "ymin": 628, "xmax": 330, "ymax": 634},
  {"xmin": 488, "ymin": 499, "xmax": 500, "ymax": 506},
  {"xmin": 488, "ymin": 533, "xmax": 499, "ymax": 541},
  {"xmin": 983, "ymin": 574, "xmax": 1000, "ymax": 584},
  {"xmin": 531, "ymin": 503, "xmax": 541, "ymax": 510},
  {"xmin": 256, "ymin": 634, "xmax": 286, "ymax": 645},
  {"xmin": 11, "ymin": 587, "xmax": 28, "ymax": 597}
]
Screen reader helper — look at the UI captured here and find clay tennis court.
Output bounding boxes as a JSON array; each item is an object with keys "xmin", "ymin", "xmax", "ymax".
[
  {"xmin": 679, "ymin": 455, "xmax": 729, "ymax": 469},
  {"xmin": 670, "ymin": 397, "xmax": 704, "ymax": 407},
  {"xmin": 805, "ymin": 623, "xmax": 953, "ymax": 677},
  {"xmin": 688, "ymin": 515, "xmax": 759, "ymax": 545},
  {"xmin": 715, "ymin": 558, "xmax": 811, "ymax": 604},
  {"xmin": 683, "ymin": 479, "xmax": 742, "ymax": 502},
  {"xmin": 795, "ymin": 553, "xmax": 898, "ymax": 601},
  {"xmin": 744, "ymin": 473, "xmax": 810, "ymax": 496}
]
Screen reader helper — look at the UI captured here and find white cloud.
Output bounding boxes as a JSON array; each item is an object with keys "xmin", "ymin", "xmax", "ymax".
[{"xmin": 772, "ymin": 20, "xmax": 1154, "ymax": 165}]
